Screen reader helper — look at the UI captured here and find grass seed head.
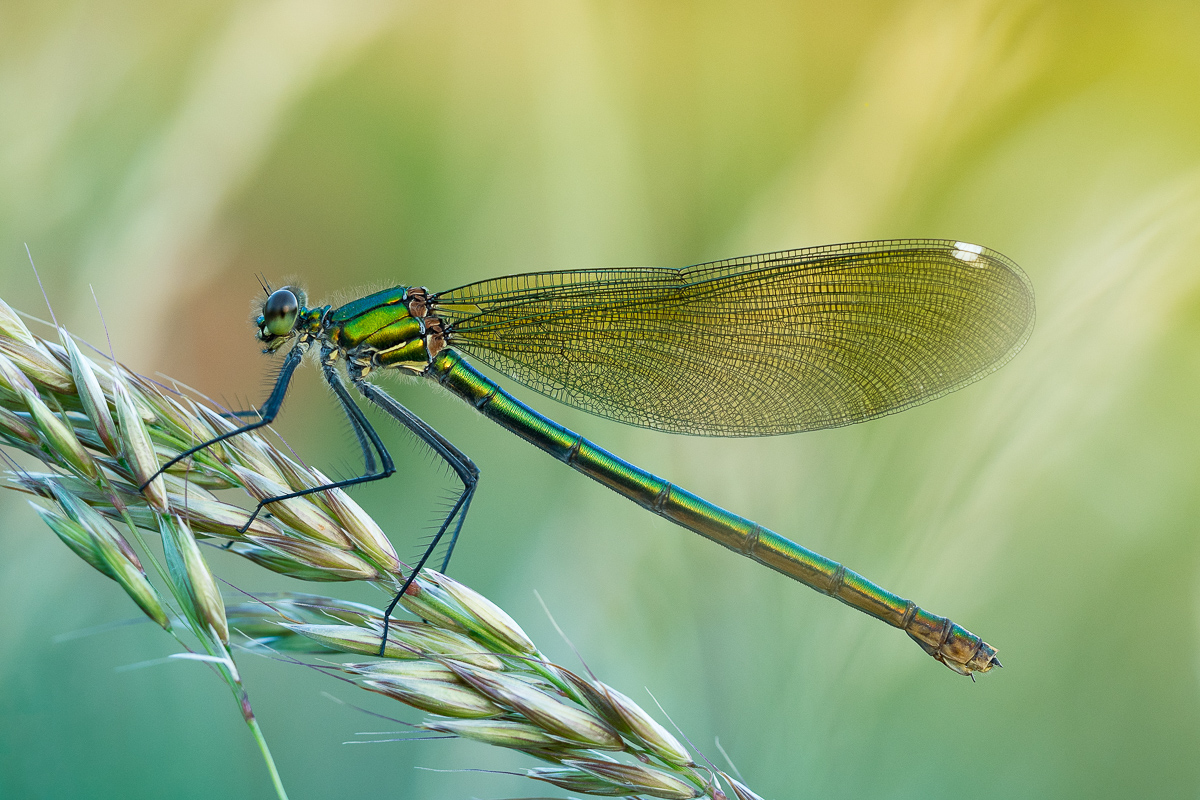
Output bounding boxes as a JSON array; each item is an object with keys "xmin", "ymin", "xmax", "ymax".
[
  {"xmin": 0, "ymin": 298, "xmax": 768, "ymax": 800},
  {"xmin": 720, "ymin": 772, "xmax": 766, "ymax": 800},
  {"xmin": 593, "ymin": 680, "xmax": 692, "ymax": 766},
  {"xmin": 447, "ymin": 661, "xmax": 624, "ymax": 750},
  {"xmin": 425, "ymin": 570, "xmax": 536, "ymax": 655},
  {"xmin": 240, "ymin": 534, "xmax": 379, "ymax": 580},
  {"xmin": 422, "ymin": 718, "xmax": 562, "ymax": 750},
  {"xmin": 0, "ymin": 337, "xmax": 74, "ymax": 393},
  {"xmin": 361, "ymin": 675, "xmax": 503, "ymax": 718},
  {"xmin": 563, "ymin": 758, "xmax": 704, "ymax": 799},
  {"xmin": 61, "ymin": 333, "xmax": 119, "ymax": 456},
  {"xmin": 160, "ymin": 514, "xmax": 229, "ymax": 644},
  {"xmin": 31, "ymin": 501, "xmax": 110, "ymax": 577},
  {"xmin": 112, "ymin": 376, "xmax": 167, "ymax": 510},
  {"xmin": 233, "ymin": 466, "xmax": 350, "ymax": 548}
]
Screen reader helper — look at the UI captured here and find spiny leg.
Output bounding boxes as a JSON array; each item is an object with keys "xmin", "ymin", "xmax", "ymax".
[
  {"xmin": 352, "ymin": 379, "xmax": 478, "ymax": 655},
  {"xmin": 141, "ymin": 345, "xmax": 306, "ymax": 489},
  {"xmin": 233, "ymin": 354, "xmax": 394, "ymax": 532},
  {"xmin": 220, "ymin": 409, "xmax": 264, "ymax": 420},
  {"xmin": 354, "ymin": 380, "xmax": 478, "ymax": 571}
]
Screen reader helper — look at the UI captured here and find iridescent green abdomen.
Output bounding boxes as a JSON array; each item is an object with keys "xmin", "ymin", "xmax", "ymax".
[{"xmin": 428, "ymin": 347, "xmax": 999, "ymax": 675}]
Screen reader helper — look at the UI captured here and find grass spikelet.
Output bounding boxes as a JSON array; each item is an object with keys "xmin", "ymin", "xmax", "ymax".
[
  {"xmin": 233, "ymin": 466, "xmax": 349, "ymax": 547},
  {"xmin": 61, "ymin": 333, "xmax": 119, "ymax": 456},
  {"xmin": 160, "ymin": 513, "xmax": 229, "ymax": 644},
  {"xmin": 113, "ymin": 373, "xmax": 167, "ymax": 511},
  {"xmin": 30, "ymin": 501, "xmax": 110, "ymax": 577},
  {"xmin": 424, "ymin": 570, "xmax": 537, "ymax": 655}
]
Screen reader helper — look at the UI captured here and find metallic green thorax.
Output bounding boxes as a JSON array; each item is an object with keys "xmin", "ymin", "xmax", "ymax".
[{"xmin": 317, "ymin": 286, "xmax": 442, "ymax": 374}]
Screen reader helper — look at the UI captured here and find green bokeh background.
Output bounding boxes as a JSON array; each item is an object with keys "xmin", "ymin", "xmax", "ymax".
[{"xmin": 3, "ymin": 2, "xmax": 1200, "ymax": 797}]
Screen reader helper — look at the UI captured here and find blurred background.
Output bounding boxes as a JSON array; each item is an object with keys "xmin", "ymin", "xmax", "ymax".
[{"xmin": 2, "ymin": 1, "xmax": 1200, "ymax": 797}]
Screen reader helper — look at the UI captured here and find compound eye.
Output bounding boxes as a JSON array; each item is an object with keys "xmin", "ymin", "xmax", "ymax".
[{"xmin": 262, "ymin": 289, "xmax": 299, "ymax": 336}]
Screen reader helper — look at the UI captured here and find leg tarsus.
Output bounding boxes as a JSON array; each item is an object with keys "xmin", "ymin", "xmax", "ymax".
[
  {"xmin": 142, "ymin": 345, "xmax": 305, "ymax": 488},
  {"xmin": 377, "ymin": 480, "xmax": 475, "ymax": 655}
]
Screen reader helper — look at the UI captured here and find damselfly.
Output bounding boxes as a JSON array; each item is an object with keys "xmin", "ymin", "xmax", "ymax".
[{"xmin": 151, "ymin": 239, "xmax": 1034, "ymax": 675}]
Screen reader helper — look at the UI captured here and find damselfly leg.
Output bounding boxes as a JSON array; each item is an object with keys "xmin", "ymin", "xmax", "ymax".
[
  {"xmin": 351, "ymin": 378, "xmax": 478, "ymax": 655},
  {"xmin": 142, "ymin": 345, "xmax": 306, "ymax": 487}
]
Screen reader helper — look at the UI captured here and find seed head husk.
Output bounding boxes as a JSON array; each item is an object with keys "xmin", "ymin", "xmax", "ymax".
[
  {"xmin": 422, "ymin": 718, "xmax": 562, "ymax": 750},
  {"xmin": 310, "ymin": 468, "xmax": 401, "ymax": 574},
  {"xmin": 284, "ymin": 623, "xmax": 419, "ymax": 659},
  {"xmin": 447, "ymin": 661, "xmax": 624, "ymax": 750},
  {"xmin": 0, "ymin": 297, "xmax": 38, "ymax": 347},
  {"xmin": 0, "ymin": 405, "xmax": 39, "ymax": 444},
  {"xmin": 563, "ymin": 758, "xmax": 703, "ymax": 799},
  {"xmin": 31, "ymin": 502, "xmax": 110, "ymax": 577},
  {"xmin": 61, "ymin": 333, "xmax": 119, "ymax": 456},
  {"xmin": 233, "ymin": 466, "xmax": 349, "ymax": 548},
  {"xmin": 167, "ymin": 492, "xmax": 277, "ymax": 538},
  {"xmin": 228, "ymin": 542, "xmax": 371, "ymax": 582},
  {"xmin": 256, "ymin": 592, "xmax": 381, "ymax": 626},
  {"xmin": 0, "ymin": 337, "xmax": 73, "ymax": 393},
  {"xmin": 426, "ymin": 570, "xmax": 536, "ymax": 655},
  {"xmin": 48, "ymin": 480, "xmax": 141, "ymax": 567},
  {"xmin": 160, "ymin": 514, "xmax": 229, "ymax": 643},
  {"xmin": 83, "ymin": 515, "xmax": 170, "ymax": 630},
  {"xmin": 395, "ymin": 578, "xmax": 470, "ymax": 634},
  {"xmin": 361, "ymin": 675, "xmax": 503, "ymax": 718},
  {"xmin": 112, "ymin": 376, "xmax": 166, "ymax": 510},
  {"xmin": 526, "ymin": 766, "xmax": 634, "ymax": 796},
  {"xmin": 593, "ymin": 680, "xmax": 691, "ymax": 765},
  {"xmin": 19, "ymin": 385, "xmax": 99, "ymax": 479},
  {"xmin": 243, "ymin": 532, "xmax": 379, "ymax": 580},
  {"xmin": 343, "ymin": 660, "xmax": 460, "ymax": 683},
  {"xmin": 224, "ymin": 435, "xmax": 287, "ymax": 485},
  {"xmin": 366, "ymin": 620, "xmax": 504, "ymax": 670},
  {"xmin": 720, "ymin": 772, "xmax": 765, "ymax": 800},
  {"xmin": 0, "ymin": 350, "xmax": 37, "ymax": 398}
]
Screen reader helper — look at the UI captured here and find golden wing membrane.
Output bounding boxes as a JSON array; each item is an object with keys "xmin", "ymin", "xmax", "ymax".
[{"xmin": 431, "ymin": 239, "xmax": 1035, "ymax": 436}]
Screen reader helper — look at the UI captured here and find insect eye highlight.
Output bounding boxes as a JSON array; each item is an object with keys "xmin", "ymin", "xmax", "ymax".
[{"xmin": 262, "ymin": 288, "xmax": 299, "ymax": 336}]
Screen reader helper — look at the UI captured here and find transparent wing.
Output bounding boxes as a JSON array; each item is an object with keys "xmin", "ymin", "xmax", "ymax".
[{"xmin": 432, "ymin": 239, "xmax": 1035, "ymax": 436}]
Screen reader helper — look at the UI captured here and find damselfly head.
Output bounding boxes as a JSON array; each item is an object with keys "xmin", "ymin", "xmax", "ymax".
[{"xmin": 256, "ymin": 286, "xmax": 306, "ymax": 352}]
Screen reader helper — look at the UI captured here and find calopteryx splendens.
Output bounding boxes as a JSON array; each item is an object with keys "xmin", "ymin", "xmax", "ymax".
[{"xmin": 150, "ymin": 239, "xmax": 1034, "ymax": 675}]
